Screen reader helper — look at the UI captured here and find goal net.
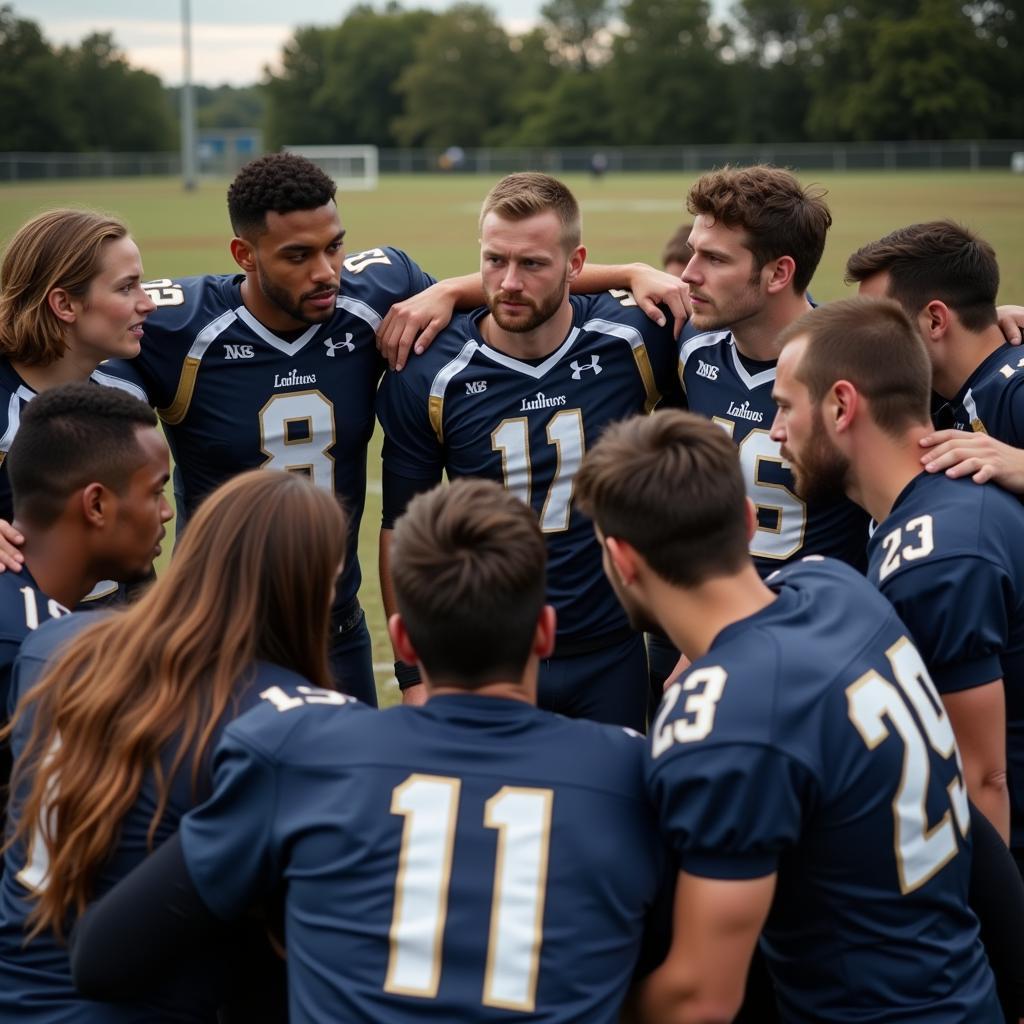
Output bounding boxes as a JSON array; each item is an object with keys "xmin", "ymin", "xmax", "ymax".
[{"xmin": 283, "ymin": 145, "xmax": 379, "ymax": 191}]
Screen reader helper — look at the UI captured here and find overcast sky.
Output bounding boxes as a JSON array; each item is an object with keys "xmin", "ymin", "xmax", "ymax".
[{"xmin": 21, "ymin": 1, "xmax": 546, "ymax": 86}]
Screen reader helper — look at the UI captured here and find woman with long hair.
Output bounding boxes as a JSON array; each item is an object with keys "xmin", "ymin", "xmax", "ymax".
[
  {"xmin": 0, "ymin": 469, "xmax": 347, "ymax": 1021},
  {"xmin": 0, "ymin": 208, "xmax": 156, "ymax": 524}
]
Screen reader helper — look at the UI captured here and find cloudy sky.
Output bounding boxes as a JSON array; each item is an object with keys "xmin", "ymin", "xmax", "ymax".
[{"xmin": 21, "ymin": 1, "xmax": 546, "ymax": 86}]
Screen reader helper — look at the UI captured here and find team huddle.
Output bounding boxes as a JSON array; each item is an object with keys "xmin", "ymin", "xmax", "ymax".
[{"xmin": 0, "ymin": 153, "xmax": 1022, "ymax": 1023}]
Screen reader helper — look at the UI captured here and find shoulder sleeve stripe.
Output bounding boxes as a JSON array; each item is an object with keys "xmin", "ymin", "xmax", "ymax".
[
  {"xmin": 158, "ymin": 309, "xmax": 237, "ymax": 426},
  {"xmin": 582, "ymin": 317, "xmax": 660, "ymax": 413},
  {"xmin": 337, "ymin": 295, "xmax": 383, "ymax": 331},
  {"xmin": 679, "ymin": 330, "xmax": 728, "ymax": 368},
  {"xmin": 962, "ymin": 391, "xmax": 988, "ymax": 433},
  {"xmin": 428, "ymin": 340, "xmax": 479, "ymax": 443},
  {"xmin": 90, "ymin": 369, "xmax": 148, "ymax": 403}
]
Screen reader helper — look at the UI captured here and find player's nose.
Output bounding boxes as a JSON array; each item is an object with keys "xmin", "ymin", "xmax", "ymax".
[
  {"xmin": 769, "ymin": 408, "xmax": 786, "ymax": 442},
  {"xmin": 311, "ymin": 253, "xmax": 336, "ymax": 283}
]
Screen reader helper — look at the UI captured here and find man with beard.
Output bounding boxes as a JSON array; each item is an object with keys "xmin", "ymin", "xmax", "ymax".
[
  {"xmin": 846, "ymin": 220, "xmax": 1024, "ymax": 493},
  {"xmin": 574, "ymin": 408, "xmax": 1002, "ymax": 1024},
  {"xmin": 770, "ymin": 296, "xmax": 1024, "ymax": 852},
  {"xmin": 376, "ymin": 173, "xmax": 681, "ymax": 729},
  {"xmin": 645, "ymin": 167, "xmax": 873, "ymax": 707}
]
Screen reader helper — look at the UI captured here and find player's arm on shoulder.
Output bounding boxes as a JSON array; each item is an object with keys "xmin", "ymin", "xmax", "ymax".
[
  {"xmin": 635, "ymin": 870, "xmax": 774, "ymax": 1024},
  {"xmin": 998, "ymin": 304, "xmax": 1024, "ymax": 345},
  {"xmin": 574, "ymin": 263, "xmax": 691, "ymax": 340},
  {"xmin": 920, "ymin": 430, "xmax": 1024, "ymax": 490},
  {"xmin": 376, "ymin": 273, "xmax": 484, "ymax": 371},
  {"xmin": 943, "ymin": 681, "xmax": 1009, "ymax": 843}
]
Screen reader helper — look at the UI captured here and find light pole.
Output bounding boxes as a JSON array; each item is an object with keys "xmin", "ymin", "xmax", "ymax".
[{"xmin": 181, "ymin": 0, "xmax": 197, "ymax": 191}]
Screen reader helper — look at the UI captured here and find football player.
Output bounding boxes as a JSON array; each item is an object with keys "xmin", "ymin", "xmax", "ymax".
[
  {"xmin": 93, "ymin": 154, "xmax": 687, "ymax": 707},
  {"xmin": 376, "ymin": 173, "xmax": 683, "ymax": 729},
  {"xmin": 70, "ymin": 478, "xmax": 668, "ymax": 1024},
  {"xmin": 577, "ymin": 408, "xmax": 1001, "ymax": 1023},
  {"xmin": 0, "ymin": 384, "xmax": 171, "ymax": 831},
  {"xmin": 772, "ymin": 297, "xmax": 1024, "ymax": 858},
  {"xmin": 847, "ymin": 220, "xmax": 1024, "ymax": 492},
  {"xmin": 0, "ymin": 469, "xmax": 343, "ymax": 1023}
]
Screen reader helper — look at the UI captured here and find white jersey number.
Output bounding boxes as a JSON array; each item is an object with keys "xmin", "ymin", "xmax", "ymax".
[
  {"xmin": 258, "ymin": 390, "xmax": 336, "ymax": 489},
  {"xmin": 385, "ymin": 775, "xmax": 552, "ymax": 1011},
  {"xmin": 714, "ymin": 420, "xmax": 806, "ymax": 560},
  {"xmin": 847, "ymin": 637, "xmax": 969, "ymax": 894},
  {"xmin": 491, "ymin": 410, "xmax": 584, "ymax": 532}
]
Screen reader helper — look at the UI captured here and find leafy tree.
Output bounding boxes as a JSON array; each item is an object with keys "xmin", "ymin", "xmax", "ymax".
[
  {"xmin": 263, "ymin": 5, "xmax": 436, "ymax": 149},
  {"xmin": 540, "ymin": 0, "xmax": 616, "ymax": 70},
  {"xmin": 0, "ymin": 5, "xmax": 76, "ymax": 150},
  {"xmin": 609, "ymin": 0, "xmax": 734, "ymax": 144},
  {"xmin": 62, "ymin": 33, "xmax": 176, "ymax": 151},
  {"xmin": 393, "ymin": 5, "xmax": 518, "ymax": 148}
]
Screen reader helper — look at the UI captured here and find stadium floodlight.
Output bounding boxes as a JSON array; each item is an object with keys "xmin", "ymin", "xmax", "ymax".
[{"xmin": 284, "ymin": 146, "xmax": 380, "ymax": 191}]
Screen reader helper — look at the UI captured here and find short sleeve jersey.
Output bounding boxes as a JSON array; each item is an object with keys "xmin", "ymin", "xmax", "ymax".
[
  {"xmin": 945, "ymin": 341, "xmax": 1024, "ymax": 443},
  {"xmin": 181, "ymin": 692, "xmax": 667, "ymax": 1024},
  {"xmin": 0, "ymin": 615, "xmax": 316, "ymax": 1024},
  {"xmin": 376, "ymin": 291, "xmax": 680, "ymax": 643},
  {"xmin": 678, "ymin": 330, "xmax": 870, "ymax": 574},
  {"xmin": 647, "ymin": 558, "xmax": 999, "ymax": 1024},
  {"xmin": 867, "ymin": 471, "xmax": 1024, "ymax": 849},
  {"xmin": 101, "ymin": 248, "xmax": 434, "ymax": 609}
]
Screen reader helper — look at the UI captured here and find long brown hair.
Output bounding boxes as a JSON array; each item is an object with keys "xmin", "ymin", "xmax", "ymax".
[
  {"xmin": 5, "ymin": 469, "xmax": 347, "ymax": 939},
  {"xmin": 0, "ymin": 209, "xmax": 129, "ymax": 366}
]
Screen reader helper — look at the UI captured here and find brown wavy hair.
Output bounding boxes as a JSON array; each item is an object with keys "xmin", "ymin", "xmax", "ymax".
[
  {"xmin": 5, "ymin": 469, "xmax": 347, "ymax": 939},
  {"xmin": 0, "ymin": 209, "xmax": 129, "ymax": 366}
]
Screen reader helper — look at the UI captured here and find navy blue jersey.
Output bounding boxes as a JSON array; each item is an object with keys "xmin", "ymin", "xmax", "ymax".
[
  {"xmin": 944, "ymin": 341, "xmax": 1024, "ymax": 443},
  {"xmin": 648, "ymin": 558, "xmax": 999, "ymax": 1023},
  {"xmin": 0, "ymin": 566, "xmax": 67, "ymax": 721},
  {"xmin": 181, "ymin": 692, "xmax": 666, "ymax": 1024},
  {"xmin": 867, "ymin": 471, "xmax": 1024, "ymax": 850},
  {"xmin": 0, "ymin": 613, "xmax": 313, "ymax": 1023},
  {"xmin": 377, "ymin": 291, "xmax": 679, "ymax": 643},
  {"xmin": 679, "ymin": 330, "xmax": 870, "ymax": 574},
  {"xmin": 102, "ymin": 248, "xmax": 434, "ymax": 610}
]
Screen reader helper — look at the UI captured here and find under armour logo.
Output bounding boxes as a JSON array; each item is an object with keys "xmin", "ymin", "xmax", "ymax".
[
  {"xmin": 570, "ymin": 355, "xmax": 602, "ymax": 379},
  {"xmin": 324, "ymin": 334, "xmax": 355, "ymax": 357}
]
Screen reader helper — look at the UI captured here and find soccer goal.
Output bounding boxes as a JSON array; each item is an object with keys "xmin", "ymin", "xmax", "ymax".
[{"xmin": 284, "ymin": 145, "xmax": 379, "ymax": 191}]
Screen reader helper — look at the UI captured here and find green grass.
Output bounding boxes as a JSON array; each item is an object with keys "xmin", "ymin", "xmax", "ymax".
[{"xmin": 3, "ymin": 170, "xmax": 1023, "ymax": 705}]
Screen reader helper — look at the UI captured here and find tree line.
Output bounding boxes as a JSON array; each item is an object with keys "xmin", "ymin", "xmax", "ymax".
[{"xmin": 1, "ymin": 0, "xmax": 1020, "ymax": 154}]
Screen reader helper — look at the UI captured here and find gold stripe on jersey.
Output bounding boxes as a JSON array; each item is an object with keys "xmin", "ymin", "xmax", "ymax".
[
  {"xmin": 581, "ymin": 318, "xmax": 660, "ymax": 413},
  {"xmin": 157, "ymin": 309, "xmax": 238, "ymax": 426},
  {"xmin": 427, "ymin": 339, "xmax": 480, "ymax": 444},
  {"xmin": 158, "ymin": 355, "xmax": 201, "ymax": 425}
]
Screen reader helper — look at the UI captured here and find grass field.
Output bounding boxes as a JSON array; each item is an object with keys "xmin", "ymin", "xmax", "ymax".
[{"xmin": 2, "ymin": 170, "xmax": 1022, "ymax": 704}]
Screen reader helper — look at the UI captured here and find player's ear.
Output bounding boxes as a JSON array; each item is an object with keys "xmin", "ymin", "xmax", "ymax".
[
  {"xmin": 764, "ymin": 255, "xmax": 796, "ymax": 295},
  {"xmin": 920, "ymin": 300, "xmax": 951, "ymax": 341},
  {"xmin": 78, "ymin": 482, "xmax": 110, "ymax": 528},
  {"xmin": 533, "ymin": 604, "xmax": 557, "ymax": 659},
  {"xmin": 829, "ymin": 380, "xmax": 859, "ymax": 435},
  {"xmin": 46, "ymin": 287, "xmax": 78, "ymax": 324},
  {"xmin": 230, "ymin": 237, "xmax": 257, "ymax": 274},
  {"xmin": 388, "ymin": 613, "xmax": 418, "ymax": 666},
  {"xmin": 605, "ymin": 535, "xmax": 639, "ymax": 584},
  {"xmin": 566, "ymin": 244, "xmax": 587, "ymax": 283}
]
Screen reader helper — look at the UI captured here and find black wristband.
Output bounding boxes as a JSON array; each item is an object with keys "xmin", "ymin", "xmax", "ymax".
[{"xmin": 394, "ymin": 660, "xmax": 422, "ymax": 690}]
